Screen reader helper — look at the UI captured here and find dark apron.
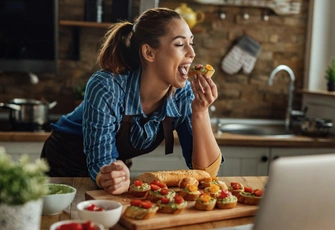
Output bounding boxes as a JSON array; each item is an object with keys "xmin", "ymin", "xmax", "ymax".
[{"xmin": 41, "ymin": 115, "xmax": 174, "ymax": 177}]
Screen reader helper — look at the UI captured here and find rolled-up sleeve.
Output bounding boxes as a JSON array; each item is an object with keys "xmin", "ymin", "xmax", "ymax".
[{"xmin": 82, "ymin": 75, "xmax": 123, "ymax": 183}]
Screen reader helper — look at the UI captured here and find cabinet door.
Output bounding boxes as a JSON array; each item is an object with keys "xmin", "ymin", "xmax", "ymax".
[
  {"xmin": 218, "ymin": 147, "xmax": 270, "ymax": 177},
  {"xmin": 270, "ymin": 147, "xmax": 335, "ymax": 161},
  {"xmin": 130, "ymin": 144, "xmax": 186, "ymax": 178},
  {"xmin": 0, "ymin": 142, "xmax": 44, "ymax": 162}
]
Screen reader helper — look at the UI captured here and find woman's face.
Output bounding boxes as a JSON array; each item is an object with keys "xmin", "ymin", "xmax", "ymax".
[{"xmin": 152, "ymin": 18, "xmax": 195, "ymax": 89}]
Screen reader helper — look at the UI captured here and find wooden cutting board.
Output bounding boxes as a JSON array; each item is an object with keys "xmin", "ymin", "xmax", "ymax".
[{"xmin": 85, "ymin": 176, "xmax": 267, "ymax": 230}]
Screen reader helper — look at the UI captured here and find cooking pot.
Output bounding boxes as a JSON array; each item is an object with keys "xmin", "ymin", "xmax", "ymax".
[
  {"xmin": 0, "ymin": 98, "xmax": 57, "ymax": 131},
  {"xmin": 300, "ymin": 118, "xmax": 333, "ymax": 137}
]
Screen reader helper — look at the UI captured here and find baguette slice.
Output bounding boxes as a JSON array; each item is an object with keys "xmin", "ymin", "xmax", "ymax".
[
  {"xmin": 188, "ymin": 64, "xmax": 215, "ymax": 78},
  {"xmin": 138, "ymin": 170, "xmax": 211, "ymax": 187},
  {"xmin": 123, "ymin": 205, "xmax": 159, "ymax": 220},
  {"xmin": 237, "ymin": 193, "xmax": 261, "ymax": 205}
]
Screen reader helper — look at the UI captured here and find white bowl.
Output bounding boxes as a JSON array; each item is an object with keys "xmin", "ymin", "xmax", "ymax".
[
  {"xmin": 42, "ymin": 183, "xmax": 76, "ymax": 215},
  {"xmin": 49, "ymin": 219, "xmax": 104, "ymax": 230},
  {"xmin": 77, "ymin": 200, "xmax": 122, "ymax": 228}
]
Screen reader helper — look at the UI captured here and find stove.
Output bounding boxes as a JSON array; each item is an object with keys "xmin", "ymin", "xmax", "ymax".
[{"xmin": 0, "ymin": 113, "xmax": 57, "ymax": 132}]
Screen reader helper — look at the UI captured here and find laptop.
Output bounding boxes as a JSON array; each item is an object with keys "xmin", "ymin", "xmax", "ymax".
[{"xmin": 219, "ymin": 153, "xmax": 335, "ymax": 230}]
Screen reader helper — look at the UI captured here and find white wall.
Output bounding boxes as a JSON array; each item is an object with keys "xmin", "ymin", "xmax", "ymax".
[{"xmin": 305, "ymin": 0, "xmax": 335, "ymax": 91}]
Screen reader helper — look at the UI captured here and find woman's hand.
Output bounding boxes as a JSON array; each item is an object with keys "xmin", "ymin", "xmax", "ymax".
[
  {"xmin": 99, "ymin": 160, "xmax": 130, "ymax": 195},
  {"xmin": 191, "ymin": 75, "xmax": 218, "ymax": 113}
]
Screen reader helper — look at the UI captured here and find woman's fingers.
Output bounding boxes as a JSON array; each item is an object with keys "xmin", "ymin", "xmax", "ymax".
[
  {"xmin": 192, "ymin": 75, "xmax": 217, "ymax": 102},
  {"xmin": 99, "ymin": 160, "xmax": 130, "ymax": 194}
]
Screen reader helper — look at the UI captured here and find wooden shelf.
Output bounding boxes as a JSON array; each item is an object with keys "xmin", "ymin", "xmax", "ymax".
[
  {"xmin": 297, "ymin": 89, "xmax": 335, "ymax": 97},
  {"xmin": 59, "ymin": 20, "xmax": 114, "ymax": 60},
  {"xmin": 59, "ymin": 20, "xmax": 113, "ymax": 29}
]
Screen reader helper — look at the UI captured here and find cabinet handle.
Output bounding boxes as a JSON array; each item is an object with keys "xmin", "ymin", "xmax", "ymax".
[{"xmin": 261, "ymin": 155, "xmax": 268, "ymax": 162}]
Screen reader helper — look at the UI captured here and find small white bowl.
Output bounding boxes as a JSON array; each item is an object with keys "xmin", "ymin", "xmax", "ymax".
[
  {"xmin": 77, "ymin": 200, "xmax": 122, "ymax": 228},
  {"xmin": 49, "ymin": 219, "xmax": 104, "ymax": 230},
  {"xmin": 42, "ymin": 183, "xmax": 76, "ymax": 215}
]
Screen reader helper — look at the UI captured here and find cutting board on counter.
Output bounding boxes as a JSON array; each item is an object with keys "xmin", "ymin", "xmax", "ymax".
[{"xmin": 85, "ymin": 176, "xmax": 267, "ymax": 230}]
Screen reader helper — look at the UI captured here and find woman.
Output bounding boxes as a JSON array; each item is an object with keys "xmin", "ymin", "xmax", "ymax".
[{"xmin": 41, "ymin": 8, "xmax": 223, "ymax": 195}]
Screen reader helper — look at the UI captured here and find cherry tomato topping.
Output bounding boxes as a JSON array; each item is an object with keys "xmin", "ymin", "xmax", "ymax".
[
  {"xmin": 130, "ymin": 199, "xmax": 142, "ymax": 206},
  {"xmin": 134, "ymin": 180, "xmax": 143, "ymax": 186},
  {"xmin": 151, "ymin": 180, "xmax": 160, "ymax": 185},
  {"xmin": 160, "ymin": 188, "xmax": 169, "ymax": 195},
  {"xmin": 174, "ymin": 195, "xmax": 184, "ymax": 204},
  {"xmin": 141, "ymin": 201, "xmax": 153, "ymax": 209},
  {"xmin": 253, "ymin": 189, "xmax": 263, "ymax": 197},
  {"xmin": 161, "ymin": 197, "xmax": 170, "ymax": 204},
  {"xmin": 150, "ymin": 184, "xmax": 161, "ymax": 191},
  {"xmin": 194, "ymin": 64, "xmax": 203, "ymax": 70},
  {"xmin": 231, "ymin": 182, "xmax": 242, "ymax": 190},
  {"xmin": 244, "ymin": 186, "xmax": 253, "ymax": 193},
  {"xmin": 157, "ymin": 182, "xmax": 167, "ymax": 188},
  {"xmin": 219, "ymin": 190, "xmax": 230, "ymax": 199}
]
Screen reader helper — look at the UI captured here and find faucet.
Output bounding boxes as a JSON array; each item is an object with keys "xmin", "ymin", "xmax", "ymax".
[{"xmin": 268, "ymin": 65, "xmax": 295, "ymax": 131}]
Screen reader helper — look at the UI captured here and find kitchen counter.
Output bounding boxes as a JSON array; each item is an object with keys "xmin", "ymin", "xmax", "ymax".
[
  {"xmin": 42, "ymin": 176, "xmax": 266, "ymax": 230},
  {"xmin": 1, "ymin": 131, "xmax": 335, "ymax": 148}
]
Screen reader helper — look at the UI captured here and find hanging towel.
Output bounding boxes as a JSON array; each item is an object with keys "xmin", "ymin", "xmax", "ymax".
[{"xmin": 221, "ymin": 35, "xmax": 262, "ymax": 75}]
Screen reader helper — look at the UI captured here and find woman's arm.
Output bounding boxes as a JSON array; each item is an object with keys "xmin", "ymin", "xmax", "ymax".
[
  {"xmin": 83, "ymin": 73, "xmax": 130, "ymax": 194},
  {"xmin": 190, "ymin": 75, "xmax": 222, "ymax": 176}
]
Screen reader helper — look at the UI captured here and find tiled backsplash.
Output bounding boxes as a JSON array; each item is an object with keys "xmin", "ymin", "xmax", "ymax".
[{"xmin": 0, "ymin": 0, "xmax": 309, "ymax": 119}]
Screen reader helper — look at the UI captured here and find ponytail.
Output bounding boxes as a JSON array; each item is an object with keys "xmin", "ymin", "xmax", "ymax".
[
  {"xmin": 98, "ymin": 21, "xmax": 140, "ymax": 74},
  {"xmin": 98, "ymin": 8, "xmax": 182, "ymax": 74}
]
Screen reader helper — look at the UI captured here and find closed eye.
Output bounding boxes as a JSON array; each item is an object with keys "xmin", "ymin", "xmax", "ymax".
[{"xmin": 175, "ymin": 43, "xmax": 195, "ymax": 47}]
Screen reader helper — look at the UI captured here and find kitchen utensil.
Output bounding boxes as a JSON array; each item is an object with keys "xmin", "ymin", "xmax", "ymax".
[
  {"xmin": 0, "ymin": 98, "xmax": 57, "ymax": 131},
  {"xmin": 175, "ymin": 3, "xmax": 205, "ymax": 29},
  {"xmin": 300, "ymin": 118, "xmax": 333, "ymax": 137}
]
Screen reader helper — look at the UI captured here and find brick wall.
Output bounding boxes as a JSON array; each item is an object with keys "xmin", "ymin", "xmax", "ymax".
[{"xmin": 0, "ymin": 0, "xmax": 309, "ymax": 119}]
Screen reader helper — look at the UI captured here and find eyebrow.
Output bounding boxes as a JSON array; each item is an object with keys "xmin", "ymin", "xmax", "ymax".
[{"xmin": 171, "ymin": 35, "xmax": 194, "ymax": 42}]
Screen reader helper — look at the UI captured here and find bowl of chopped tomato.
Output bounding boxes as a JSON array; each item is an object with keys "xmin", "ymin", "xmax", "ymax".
[
  {"xmin": 42, "ymin": 183, "xmax": 77, "ymax": 215},
  {"xmin": 49, "ymin": 220, "xmax": 104, "ymax": 230},
  {"xmin": 77, "ymin": 200, "xmax": 122, "ymax": 228}
]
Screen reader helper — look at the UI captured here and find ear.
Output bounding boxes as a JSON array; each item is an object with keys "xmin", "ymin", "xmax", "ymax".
[{"xmin": 141, "ymin": 44, "xmax": 155, "ymax": 62}]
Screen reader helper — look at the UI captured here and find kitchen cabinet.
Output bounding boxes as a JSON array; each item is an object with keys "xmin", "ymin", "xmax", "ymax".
[
  {"xmin": 219, "ymin": 146, "xmax": 335, "ymax": 177},
  {"xmin": 130, "ymin": 144, "xmax": 186, "ymax": 178},
  {"xmin": 270, "ymin": 147, "xmax": 335, "ymax": 160},
  {"xmin": 218, "ymin": 147, "xmax": 270, "ymax": 177},
  {"xmin": 1, "ymin": 140, "xmax": 335, "ymax": 178},
  {"xmin": 0, "ymin": 142, "xmax": 44, "ymax": 162}
]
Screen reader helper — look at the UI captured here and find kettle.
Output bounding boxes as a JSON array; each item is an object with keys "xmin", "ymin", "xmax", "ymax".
[{"xmin": 175, "ymin": 3, "xmax": 205, "ymax": 29}]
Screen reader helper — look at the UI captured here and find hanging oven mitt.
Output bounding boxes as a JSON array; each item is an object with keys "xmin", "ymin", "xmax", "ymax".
[{"xmin": 221, "ymin": 35, "xmax": 261, "ymax": 75}]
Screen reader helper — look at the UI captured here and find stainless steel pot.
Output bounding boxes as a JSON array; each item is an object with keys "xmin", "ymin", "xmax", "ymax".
[{"xmin": 0, "ymin": 98, "xmax": 57, "ymax": 131}]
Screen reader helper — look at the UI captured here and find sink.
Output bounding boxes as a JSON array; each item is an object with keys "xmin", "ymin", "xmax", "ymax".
[{"xmin": 215, "ymin": 119, "xmax": 295, "ymax": 137}]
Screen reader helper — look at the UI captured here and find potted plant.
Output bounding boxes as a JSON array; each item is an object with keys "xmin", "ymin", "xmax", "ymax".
[
  {"xmin": 325, "ymin": 58, "xmax": 335, "ymax": 91},
  {"xmin": 0, "ymin": 147, "xmax": 49, "ymax": 230}
]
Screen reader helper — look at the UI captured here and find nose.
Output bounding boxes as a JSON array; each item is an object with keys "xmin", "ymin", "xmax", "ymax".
[{"xmin": 187, "ymin": 45, "xmax": 196, "ymax": 59}]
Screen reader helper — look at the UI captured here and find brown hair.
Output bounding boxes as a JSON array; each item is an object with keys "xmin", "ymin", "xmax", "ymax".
[{"xmin": 98, "ymin": 8, "xmax": 182, "ymax": 74}]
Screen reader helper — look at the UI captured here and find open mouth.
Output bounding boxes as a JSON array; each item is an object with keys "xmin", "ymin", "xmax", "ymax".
[{"xmin": 178, "ymin": 65, "xmax": 190, "ymax": 77}]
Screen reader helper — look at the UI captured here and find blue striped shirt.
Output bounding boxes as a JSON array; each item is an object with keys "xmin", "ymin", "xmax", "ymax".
[{"xmin": 52, "ymin": 69, "xmax": 195, "ymax": 182}]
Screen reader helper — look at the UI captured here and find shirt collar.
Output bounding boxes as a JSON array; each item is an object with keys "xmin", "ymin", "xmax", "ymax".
[{"xmin": 125, "ymin": 68, "xmax": 182, "ymax": 118}]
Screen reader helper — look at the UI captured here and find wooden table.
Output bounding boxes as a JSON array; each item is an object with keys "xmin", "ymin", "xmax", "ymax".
[{"xmin": 41, "ymin": 177, "xmax": 267, "ymax": 230}]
